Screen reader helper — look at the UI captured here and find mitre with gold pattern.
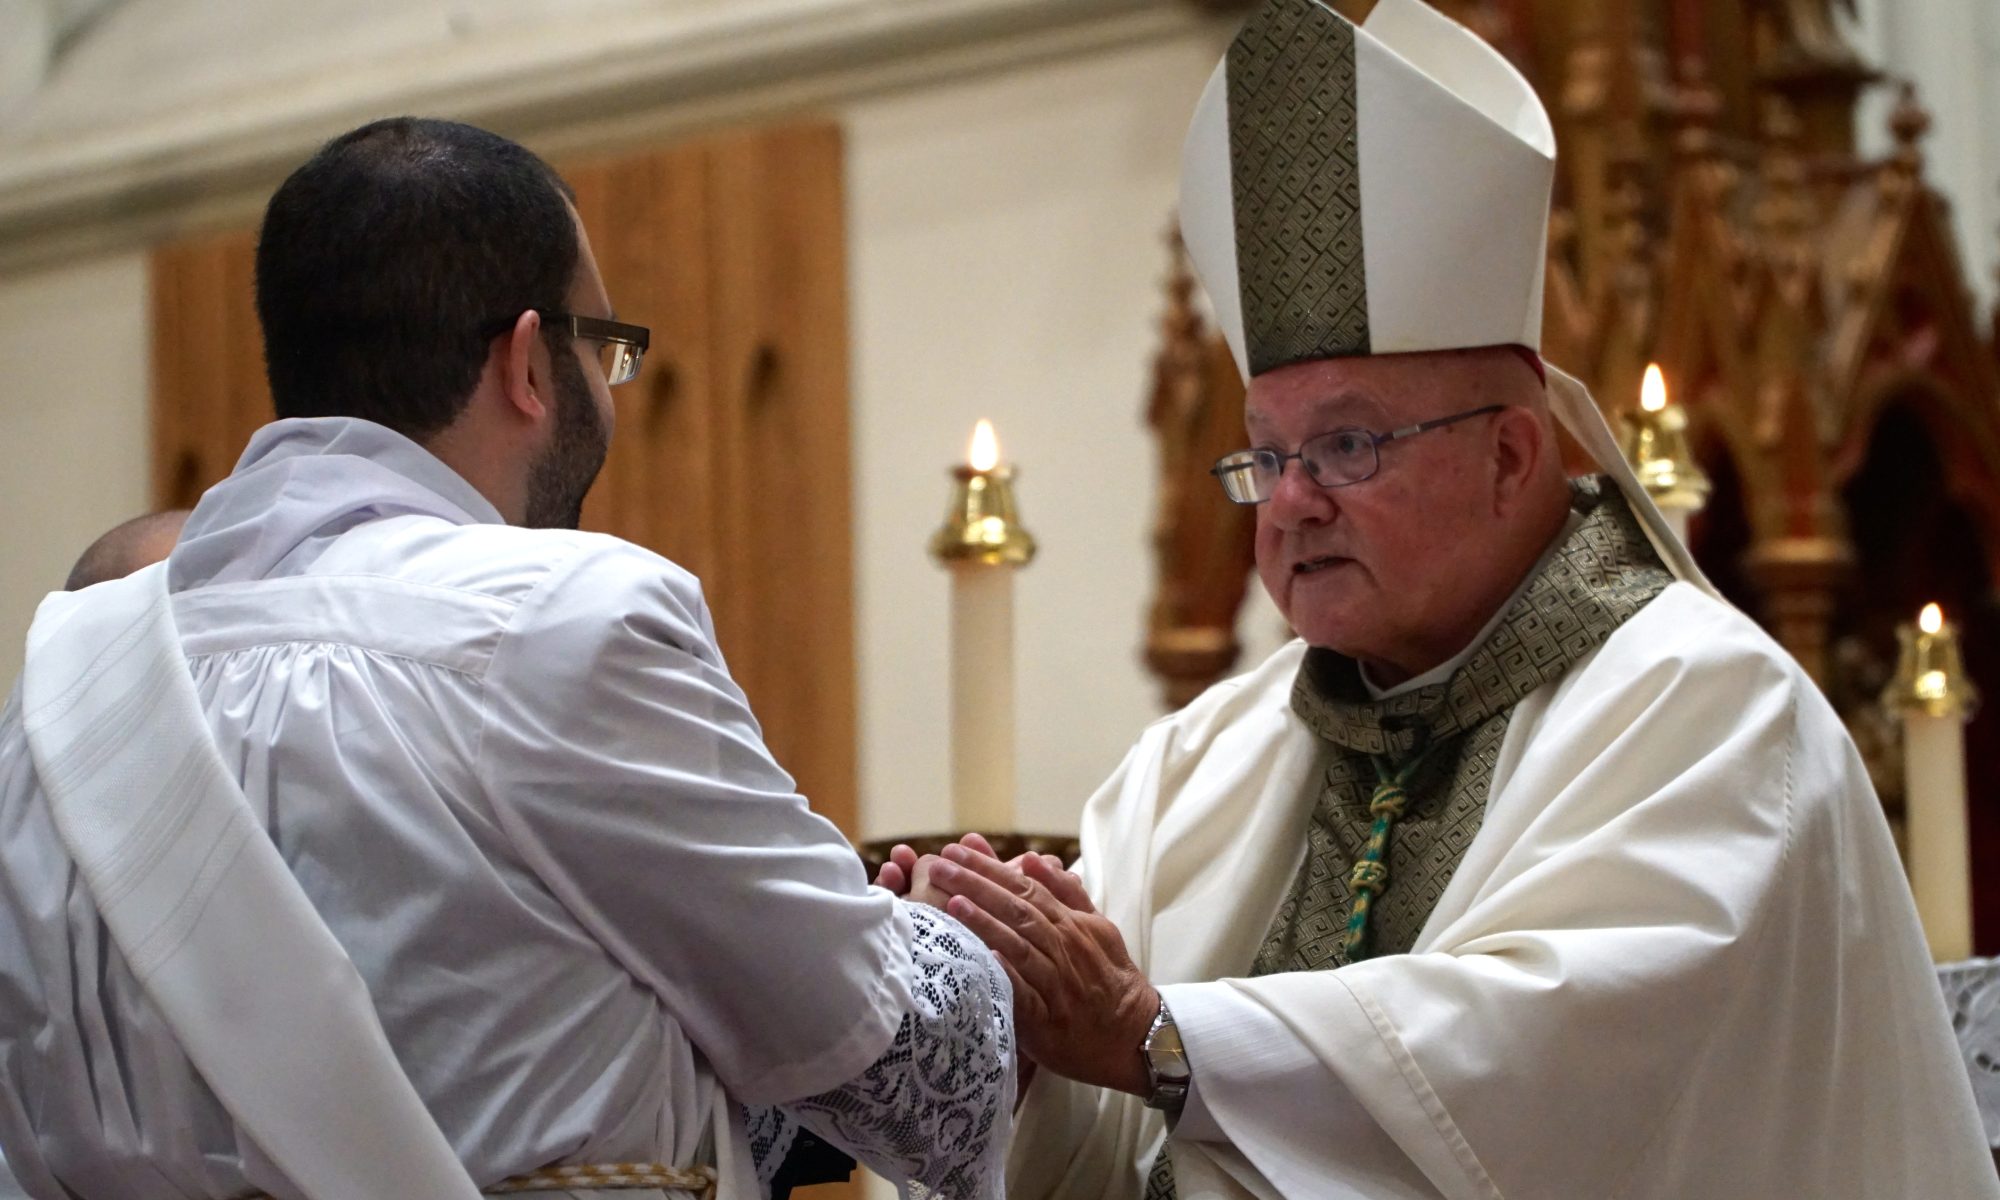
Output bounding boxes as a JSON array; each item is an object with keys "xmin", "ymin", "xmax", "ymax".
[{"xmin": 1180, "ymin": 0, "xmax": 1557, "ymax": 381}]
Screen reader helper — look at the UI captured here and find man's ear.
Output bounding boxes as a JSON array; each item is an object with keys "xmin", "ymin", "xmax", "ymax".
[
  {"xmin": 1489, "ymin": 406, "xmax": 1549, "ymax": 515},
  {"xmin": 499, "ymin": 308, "xmax": 548, "ymax": 421}
]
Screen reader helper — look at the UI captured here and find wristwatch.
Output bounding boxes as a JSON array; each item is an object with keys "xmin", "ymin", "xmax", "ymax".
[{"xmin": 1141, "ymin": 995, "xmax": 1191, "ymax": 1112}]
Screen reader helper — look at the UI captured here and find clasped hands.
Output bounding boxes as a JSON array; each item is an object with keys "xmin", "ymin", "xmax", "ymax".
[{"xmin": 875, "ymin": 835, "xmax": 1158, "ymax": 1098}]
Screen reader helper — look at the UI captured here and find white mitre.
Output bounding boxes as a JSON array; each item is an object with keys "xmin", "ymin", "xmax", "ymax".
[{"xmin": 1180, "ymin": 0, "xmax": 1555, "ymax": 380}]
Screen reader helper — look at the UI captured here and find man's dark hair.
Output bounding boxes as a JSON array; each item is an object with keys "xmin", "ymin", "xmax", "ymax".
[{"xmin": 255, "ymin": 117, "xmax": 579, "ymax": 440}]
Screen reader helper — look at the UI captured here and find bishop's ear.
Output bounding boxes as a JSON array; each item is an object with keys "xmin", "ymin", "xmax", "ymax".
[{"xmin": 1489, "ymin": 404, "xmax": 1553, "ymax": 515}]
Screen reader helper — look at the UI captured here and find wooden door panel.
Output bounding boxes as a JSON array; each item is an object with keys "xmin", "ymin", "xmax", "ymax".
[
  {"xmin": 703, "ymin": 122, "xmax": 858, "ymax": 841},
  {"xmin": 152, "ymin": 228, "xmax": 268, "ymax": 508}
]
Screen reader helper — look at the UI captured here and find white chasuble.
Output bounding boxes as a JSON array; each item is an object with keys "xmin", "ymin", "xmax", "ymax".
[{"xmin": 1006, "ymin": 370, "xmax": 1994, "ymax": 1199}]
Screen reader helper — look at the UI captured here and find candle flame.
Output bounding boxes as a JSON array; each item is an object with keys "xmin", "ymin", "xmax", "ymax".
[
  {"xmin": 1641, "ymin": 364, "xmax": 1668, "ymax": 414},
  {"xmin": 1920, "ymin": 603, "xmax": 1944, "ymax": 635},
  {"xmin": 968, "ymin": 419, "xmax": 1001, "ymax": 472}
]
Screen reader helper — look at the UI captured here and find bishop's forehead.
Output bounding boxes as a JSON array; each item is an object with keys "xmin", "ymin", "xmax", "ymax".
[{"xmin": 1181, "ymin": 0, "xmax": 1557, "ymax": 382}]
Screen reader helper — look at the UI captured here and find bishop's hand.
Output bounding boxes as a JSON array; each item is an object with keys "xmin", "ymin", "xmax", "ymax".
[{"xmin": 930, "ymin": 843, "xmax": 1158, "ymax": 1097}]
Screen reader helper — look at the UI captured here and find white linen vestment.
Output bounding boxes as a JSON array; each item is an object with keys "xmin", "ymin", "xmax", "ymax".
[
  {"xmin": 1007, "ymin": 577, "xmax": 1997, "ymax": 1199},
  {"xmin": 0, "ymin": 417, "xmax": 1013, "ymax": 1200}
]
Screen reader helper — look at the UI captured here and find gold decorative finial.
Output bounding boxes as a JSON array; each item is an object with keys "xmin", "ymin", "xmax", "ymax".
[
  {"xmin": 931, "ymin": 420, "xmax": 1037, "ymax": 567},
  {"xmin": 1621, "ymin": 363, "xmax": 1712, "ymax": 514},
  {"xmin": 1883, "ymin": 603, "xmax": 1980, "ymax": 720}
]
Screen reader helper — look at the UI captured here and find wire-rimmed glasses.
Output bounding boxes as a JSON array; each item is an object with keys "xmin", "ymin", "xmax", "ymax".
[{"xmin": 1210, "ymin": 404, "xmax": 1505, "ymax": 504}]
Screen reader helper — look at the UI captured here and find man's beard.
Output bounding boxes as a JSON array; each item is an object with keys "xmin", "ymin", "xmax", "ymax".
[{"xmin": 523, "ymin": 348, "xmax": 610, "ymax": 530}]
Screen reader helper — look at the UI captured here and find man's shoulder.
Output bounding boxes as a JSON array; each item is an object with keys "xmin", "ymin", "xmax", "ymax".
[
  {"xmin": 1598, "ymin": 582, "xmax": 1805, "ymax": 693},
  {"xmin": 1551, "ymin": 580, "xmax": 1843, "ymax": 757},
  {"xmin": 311, "ymin": 517, "xmax": 698, "ymax": 608},
  {"xmin": 171, "ymin": 519, "xmax": 707, "ymax": 675}
]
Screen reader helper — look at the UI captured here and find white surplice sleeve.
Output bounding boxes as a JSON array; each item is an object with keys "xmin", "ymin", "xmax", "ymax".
[
  {"xmin": 474, "ymin": 539, "xmax": 922, "ymax": 1102},
  {"xmin": 745, "ymin": 903, "xmax": 1016, "ymax": 1200},
  {"xmin": 474, "ymin": 538, "xmax": 1015, "ymax": 1194}
]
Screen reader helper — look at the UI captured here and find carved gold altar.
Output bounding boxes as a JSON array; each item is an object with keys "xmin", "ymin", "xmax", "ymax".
[{"xmin": 1144, "ymin": 0, "xmax": 2000, "ymax": 947}]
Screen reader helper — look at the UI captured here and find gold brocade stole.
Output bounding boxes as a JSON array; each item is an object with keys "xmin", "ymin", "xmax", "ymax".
[
  {"xmin": 1253, "ymin": 477, "xmax": 1673, "ymax": 972},
  {"xmin": 1144, "ymin": 477, "xmax": 1672, "ymax": 1200}
]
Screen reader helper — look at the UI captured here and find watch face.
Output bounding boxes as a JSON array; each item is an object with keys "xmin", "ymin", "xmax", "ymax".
[{"xmin": 1146, "ymin": 1020, "xmax": 1190, "ymax": 1082}]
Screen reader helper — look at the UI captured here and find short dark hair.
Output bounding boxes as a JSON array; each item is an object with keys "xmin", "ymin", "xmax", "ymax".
[{"xmin": 255, "ymin": 117, "xmax": 579, "ymax": 440}]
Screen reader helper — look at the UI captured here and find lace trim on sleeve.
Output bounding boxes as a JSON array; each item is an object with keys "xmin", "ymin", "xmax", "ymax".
[{"xmin": 747, "ymin": 902, "xmax": 1015, "ymax": 1199}]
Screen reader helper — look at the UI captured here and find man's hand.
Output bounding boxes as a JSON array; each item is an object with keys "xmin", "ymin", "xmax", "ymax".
[
  {"xmin": 929, "ymin": 844, "xmax": 1158, "ymax": 1097},
  {"xmin": 874, "ymin": 832, "xmax": 1004, "ymax": 895},
  {"xmin": 875, "ymin": 835, "xmax": 1072, "ymax": 912}
]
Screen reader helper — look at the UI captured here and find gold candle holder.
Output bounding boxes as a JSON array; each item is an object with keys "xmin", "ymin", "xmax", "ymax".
[
  {"xmin": 1883, "ymin": 603, "xmax": 1980, "ymax": 721},
  {"xmin": 1620, "ymin": 364, "xmax": 1712, "ymax": 519},
  {"xmin": 930, "ymin": 465, "xmax": 1037, "ymax": 567}
]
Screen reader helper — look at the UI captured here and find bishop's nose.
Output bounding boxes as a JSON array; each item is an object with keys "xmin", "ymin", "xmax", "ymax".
[{"xmin": 1265, "ymin": 457, "xmax": 1337, "ymax": 531}]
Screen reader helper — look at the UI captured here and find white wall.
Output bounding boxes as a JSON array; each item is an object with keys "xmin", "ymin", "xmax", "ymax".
[
  {"xmin": 846, "ymin": 29, "xmax": 1232, "ymax": 841},
  {"xmin": 0, "ymin": 250, "xmax": 150, "ymax": 685},
  {"xmin": 1849, "ymin": 0, "xmax": 2000, "ymax": 323}
]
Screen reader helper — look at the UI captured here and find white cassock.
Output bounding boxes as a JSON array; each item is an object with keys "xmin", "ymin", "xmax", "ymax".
[
  {"xmin": 0, "ymin": 417, "xmax": 1012, "ymax": 1199},
  {"xmin": 1009, "ymin": 427, "xmax": 1996, "ymax": 1198}
]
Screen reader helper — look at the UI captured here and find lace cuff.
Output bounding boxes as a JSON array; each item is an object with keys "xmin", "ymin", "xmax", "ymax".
[{"xmin": 745, "ymin": 903, "xmax": 1015, "ymax": 1198}]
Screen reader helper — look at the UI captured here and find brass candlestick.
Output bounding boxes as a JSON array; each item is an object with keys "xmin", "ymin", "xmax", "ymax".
[
  {"xmin": 1620, "ymin": 363, "xmax": 1712, "ymax": 517},
  {"xmin": 930, "ymin": 420, "xmax": 1036, "ymax": 834},
  {"xmin": 930, "ymin": 467, "xmax": 1037, "ymax": 566},
  {"xmin": 1883, "ymin": 604, "xmax": 1980, "ymax": 720},
  {"xmin": 1884, "ymin": 602, "xmax": 1979, "ymax": 962}
]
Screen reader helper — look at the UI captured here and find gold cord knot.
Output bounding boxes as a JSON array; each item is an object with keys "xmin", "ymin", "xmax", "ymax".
[
  {"xmin": 1368, "ymin": 785, "xmax": 1407, "ymax": 818},
  {"xmin": 1348, "ymin": 860, "xmax": 1390, "ymax": 893}
]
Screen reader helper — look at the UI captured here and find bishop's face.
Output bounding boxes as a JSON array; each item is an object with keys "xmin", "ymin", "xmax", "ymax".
[{"xmin": 1246, "ymin": 351, "xmax": 1516, "ymax": 683}]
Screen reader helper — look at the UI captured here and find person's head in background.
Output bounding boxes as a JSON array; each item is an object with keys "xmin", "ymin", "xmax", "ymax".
[
  {"xmin": 254, "ymin": 117, "xmax": 626, "ymax": 530},
  {"xmin": 64, "ymin": 510, "xmax": 191, "ymax": 591}
]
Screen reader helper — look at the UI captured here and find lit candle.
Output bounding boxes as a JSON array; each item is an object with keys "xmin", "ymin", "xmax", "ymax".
[
  {"xmin": 930, "ymin": 421, "xmax": 1036, "ymax": 832},
  {"xmin": 1883, "ymin": 603, "xmax": 1981, "ymax": 962},
  {"xmin": 1621, "ymin": 364, "xmax": 1711, "ymax": 544}
]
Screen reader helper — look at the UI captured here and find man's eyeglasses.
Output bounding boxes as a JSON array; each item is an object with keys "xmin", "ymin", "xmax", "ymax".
[
  {"xmin": 486, "ymin": 311, "xmax": 651, "ymax": 385},
  {"xmin": 1211, "ymin": 404, "xmax": 1505, "ymax": 504}
]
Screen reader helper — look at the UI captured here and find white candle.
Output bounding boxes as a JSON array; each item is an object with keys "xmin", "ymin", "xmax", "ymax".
[
  {"xmin": 933, "ymin": 419, "xmax": 1031, "ymax": 833},
  {"xmin": 949, "ymin": 561, "xmax": 1015, "ymax": 832},
  {"xmin": 1902, "ymin": 603, "xmax": 1974, "ymax": 962}
]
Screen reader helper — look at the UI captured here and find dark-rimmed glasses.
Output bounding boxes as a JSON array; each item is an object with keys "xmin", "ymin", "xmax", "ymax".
[
  {"xmin": 487, "ymin": 311, "xmax": 651, "ymax": 385},
  {"xmin": 1211, "ymin": 404, "xmax": 1506, "ymax": 504}
]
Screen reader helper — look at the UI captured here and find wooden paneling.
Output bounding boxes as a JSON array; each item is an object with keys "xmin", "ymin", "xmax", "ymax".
[
  {"xmin": 561, "ymin": 124, "xmax": 859, "ymax": 845},
  {"xmin": 704, "ymin": 123, "xmax": 859, "ymax": 846},
  {"xmin": 151, "ymin": 227, "xmax": 269, "ymax": 510}
]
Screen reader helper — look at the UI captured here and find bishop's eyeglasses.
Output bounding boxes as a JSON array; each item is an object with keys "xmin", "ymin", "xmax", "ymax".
[
  {"xmin": 485, "ymin": 311, "xmax": 652, "ymax": 385},
  {"xmin": 1211, "ymin": 404, "xmax": 1505, "ymax": 504}
]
